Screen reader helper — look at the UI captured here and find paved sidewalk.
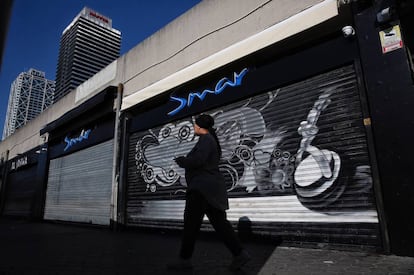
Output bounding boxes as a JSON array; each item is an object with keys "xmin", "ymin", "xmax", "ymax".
[
  {"xmin": 0, "ymin": 219, "xmax": 276, "ymax": 275},
  {"xmin": 259, "ymin": 246, "xmax": 414, "ymax": 275},
  {"xmin": 1, "ymin": 218, "xmax": 414, "ymax": 274}
]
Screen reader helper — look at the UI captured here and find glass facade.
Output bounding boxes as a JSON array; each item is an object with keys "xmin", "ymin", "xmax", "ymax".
[{"xmin": 2, "ymin": 69, "xmax": 55, "ymax": 139}]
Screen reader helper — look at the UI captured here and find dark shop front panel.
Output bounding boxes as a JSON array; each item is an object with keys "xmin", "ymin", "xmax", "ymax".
[
  {"xmin": 3, "ymin": 165, "xmax": 38, "ymax": 217},
  {"xmin": 126, "ymin": 65, "xmax": 380, "ymax": 247}
]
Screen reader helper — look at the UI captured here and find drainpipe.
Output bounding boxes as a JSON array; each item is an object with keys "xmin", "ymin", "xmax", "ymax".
[{"xmin": 110, "ymin": 83, "xmax": 123, "ymax": 229}]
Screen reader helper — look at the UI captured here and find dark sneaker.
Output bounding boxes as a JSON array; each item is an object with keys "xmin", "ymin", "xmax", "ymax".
[
  {"xmin": 166, "ymin": 258, "xmax": 193, "ymax": 271},
  {"xmin": 229, "ymin": 250, "xmax": 251, "ymax": 271}
]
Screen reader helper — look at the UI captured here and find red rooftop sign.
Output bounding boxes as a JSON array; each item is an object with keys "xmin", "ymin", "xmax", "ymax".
[{"xmin": 89, "ymin": 11, "xmax": 109, "ymax": 23}]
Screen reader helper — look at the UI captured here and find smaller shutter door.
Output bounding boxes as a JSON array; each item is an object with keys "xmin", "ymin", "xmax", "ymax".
[
  {"xmin": 44, "ymin": 139, "xmax": 113, "ymax": 225},
  {"xmin": 3, "ymin": 165, "xmax": 38, "ymax": 217}
]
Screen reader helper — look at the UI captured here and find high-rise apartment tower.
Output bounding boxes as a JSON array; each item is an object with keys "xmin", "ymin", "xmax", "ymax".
[
  {"xmin": 2, "ymin": 69, "xmax": 55, "ymax": 139},
  {"xmin": 54, "ymin": 7, "xmax": 121, "ymax": 102}
]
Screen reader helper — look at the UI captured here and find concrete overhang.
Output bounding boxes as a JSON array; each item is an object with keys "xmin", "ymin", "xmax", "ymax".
[
  {"xmin": 40, "ymin": 86, "xmax": 117, "ymax": 136},
  {"xmin": 121, "ymin": 0, "xmax": 339, "ymax": 111}
]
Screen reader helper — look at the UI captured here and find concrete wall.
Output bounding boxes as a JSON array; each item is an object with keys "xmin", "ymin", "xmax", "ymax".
[
  {"xmin": 0, "ymin": 0, "xmax": 327, "ymax": 160},
  {"xmin": 0, "ymin": 92, "xmax": 76, "ymax": 160},
  {"xmin": 120, "ymin": 0, "xmax": 324, "ymax": 97},
  {"xmin": 0, "ymin": 56, "xmax": 119, "ymax": 160}
]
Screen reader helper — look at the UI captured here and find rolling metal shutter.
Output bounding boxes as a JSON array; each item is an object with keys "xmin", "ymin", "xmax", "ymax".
[
  {"xmin": 2, "ymin": 165, "xmax": 37, "ymax": 217},
  {"xmin": 44, "ymin": 139, "xmax": 113, "ymax": 225},
  {"xmin": 126, "ymin": 64, "xmax": 380, "ymax": 247}
]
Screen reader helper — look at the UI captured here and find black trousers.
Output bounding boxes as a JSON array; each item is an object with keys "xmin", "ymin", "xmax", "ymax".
[{"xmin": 179, "ymin": 190, "xmax": 243, "ymax": 259}]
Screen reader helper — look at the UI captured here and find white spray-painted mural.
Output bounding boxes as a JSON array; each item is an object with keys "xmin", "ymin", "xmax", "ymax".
[{"xmin": 130, "ymin": 65, "xmax": 378, "ymax": 223}]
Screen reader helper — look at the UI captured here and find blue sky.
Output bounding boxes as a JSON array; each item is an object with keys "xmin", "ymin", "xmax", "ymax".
[{"xmin": 0, "ymin": 0, "xmax": 201, "ymax": 135}]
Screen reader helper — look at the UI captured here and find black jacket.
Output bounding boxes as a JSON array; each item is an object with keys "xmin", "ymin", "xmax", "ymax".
[{"xmin": 176, "ymin": 133, "xmax": 229, "ymax": 210}]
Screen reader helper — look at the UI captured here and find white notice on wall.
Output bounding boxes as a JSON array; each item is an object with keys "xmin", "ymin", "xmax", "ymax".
[{"xmin": 379, "ymin": 25, "xmax": 403, "ymax": 54}]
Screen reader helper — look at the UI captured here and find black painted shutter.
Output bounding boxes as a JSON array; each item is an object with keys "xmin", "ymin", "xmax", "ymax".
[
  {"xmin": 126, "ymin": 65, "xmax": 380, "ymax": 247},
  {"xmin": 3, "ymin": 165, "xmax": 38, "ymax": 217}
]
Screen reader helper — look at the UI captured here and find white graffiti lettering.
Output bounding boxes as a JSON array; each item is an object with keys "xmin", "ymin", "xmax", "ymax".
[{"xmin": 11, "ymin": 156, "xmax": 28, "ymax": 170}]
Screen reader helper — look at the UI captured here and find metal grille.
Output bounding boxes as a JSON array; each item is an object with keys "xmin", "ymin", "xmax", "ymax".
[
  {"xmin": 44, "ymin": 139, "xmax": 113, "ymax": 225},
  {"xmin": 2, "ymin": 165, "xmax": 38, "ymax": 217},
  {"xmin": 126, "ymin": 65, "xmax": 379, "ymax": 246}
]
